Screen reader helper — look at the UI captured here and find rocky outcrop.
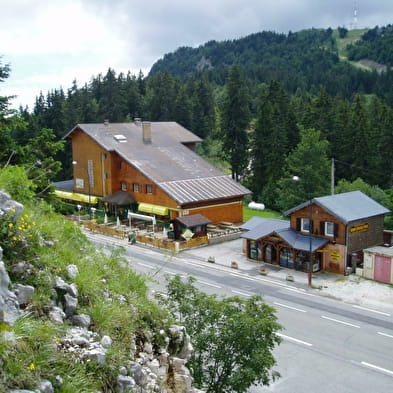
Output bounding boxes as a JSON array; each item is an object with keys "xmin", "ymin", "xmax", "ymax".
[{"xmin": 1, "ymin": 191, "xmax": 204, "ymax": 393}]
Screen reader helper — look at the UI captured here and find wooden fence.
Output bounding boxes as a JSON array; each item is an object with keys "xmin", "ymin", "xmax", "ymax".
[{"xmin": 81, "ymin": 221, "xmax": 127, "ymax": 239}]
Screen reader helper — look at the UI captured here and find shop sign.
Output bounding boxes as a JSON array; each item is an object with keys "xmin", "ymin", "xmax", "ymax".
[{"xmin": 349, "ymin": 223, "xmax": 369, "ymax": 234}]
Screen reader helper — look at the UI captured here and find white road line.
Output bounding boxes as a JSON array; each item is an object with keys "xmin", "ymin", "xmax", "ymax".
[
  {"xmin": 276, "ymin": 332, "xmax": 313, "ymax": 347},
  {"xmin": 321, "ymin": 315, "xmax": 360, "ymax": 328},
  {"xmin": 378, "ymin": 332, "xmax": 393, "ymax": 339},
  {"xmin": 230, "ymin": 273, "xmax": 298, "ymax": 290},
  {"xmin": 361, "ymin": 361, "xmax": 393, "ymax": 376},
  {"xmin": 283, "ymin": 287, "xmax": 317, "ymax": 297},
  {"xmin": 353, "ymin": 305, "xmax": 391, "ymax": 316},
  {"xmin": 163, "ymin": 270, "xmax": 178, "ymax": 275},
  {"xmin": 274, "ymin": 302, "xmax": 307, "ymax": 313},
  {"xmin": 197, "ymin": 280, "xmax": 221, "ymax": 289},
  {"xmin": 231, "ymin": 289, "xmax": 252, "ymax": 297},
  {"xmin": 137, "ymin": 262, "xmax": 154, "ymax": 269}
]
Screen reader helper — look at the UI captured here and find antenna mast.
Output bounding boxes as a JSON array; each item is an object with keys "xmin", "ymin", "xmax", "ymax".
[{"xmin": 353, "ymin": 2, "xmax": 358, "ymax": 29}]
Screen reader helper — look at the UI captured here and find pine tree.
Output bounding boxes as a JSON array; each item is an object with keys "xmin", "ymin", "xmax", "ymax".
[
  {"xmin": 250, "ymin": 81, "xmax": 295, "ymax": 207},
  {"xmin": 220, "ymin": 65, "xmax": 251, "ymax": 181},
  {"xmin": 276, "ymin": 127, "xmax": 330, "ymax": 211}
]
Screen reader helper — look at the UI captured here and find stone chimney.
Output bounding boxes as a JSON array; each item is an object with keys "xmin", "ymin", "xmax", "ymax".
[
  {"xmin": 134, "ymin": 117, "xmax": 142, "ymax": 126},
  {"xmin": 142, "ymin": 122, "xmax": 152, "ymax": 144},
  {"xmin": 104, "ymin": 119, "xmax": 109, "ymax": 126}
]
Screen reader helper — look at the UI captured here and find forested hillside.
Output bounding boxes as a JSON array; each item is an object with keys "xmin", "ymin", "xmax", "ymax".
[
  {"xmin": 347, "ymin": 24, "xmax": 393, "ymax": 67},
  {"xmin": 149, "ymin": 28, "xmax": 393, "ymax": 101},
  {"xmin": 2, "ymin": 26, "xmax": 393, "ymax": 221}
]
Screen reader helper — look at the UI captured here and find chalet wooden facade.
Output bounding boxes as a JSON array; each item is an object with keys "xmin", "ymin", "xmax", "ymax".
[
  {"xmin": 241, "ymin": 191, "xmax": 390, "ymax": 274},
  {"xmin": 64, "ymin": 120, "xmax": 250, "ymax": 224}
]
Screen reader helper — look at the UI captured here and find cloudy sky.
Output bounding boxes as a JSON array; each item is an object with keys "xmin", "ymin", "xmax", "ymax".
[{"xmin": 2, "ymin": 0, "xmax": 393, "ymax": 110}]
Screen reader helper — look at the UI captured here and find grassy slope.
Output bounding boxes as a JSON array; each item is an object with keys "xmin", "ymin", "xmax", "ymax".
[
  {"xmin": 0, "ymin": 200, "xmax": 169, "ymax": 392},
  {"xmin": 243, "ymin": 205, "xmax": 285, "ymax": 222},
  {"xmin": 333, "ymin": 28, "xmax": 385, "ymax": 72}
]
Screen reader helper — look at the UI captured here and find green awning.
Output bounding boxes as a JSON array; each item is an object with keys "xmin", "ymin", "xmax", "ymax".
[
  {"xmin": 55, "ymin": 190, "xmax": 99, "ymax": 204},
  {"xmin": 138, "ymin": 202, "xmax": 169, "ymax": 216}
]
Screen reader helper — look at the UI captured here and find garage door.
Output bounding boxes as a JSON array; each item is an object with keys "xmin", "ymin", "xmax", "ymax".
[{"xmin": 374, "ymin": 255, "xmax": 391, "ymax": 283}]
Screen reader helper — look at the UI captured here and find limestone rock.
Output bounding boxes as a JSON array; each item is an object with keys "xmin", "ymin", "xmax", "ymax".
[
  {"xmin": 14, "ymin": 283, "xmax": 35, "ymax": 305},
  {"xmin": 101, "ymin": 335, "xmax": 112, "ymax": 348},
  {"xmin": 64, "ymin": 293, "xmax": 78, "ymax": 317},
  {"xmin": 0, "ymin": 261, "xmax": 20, "ymax": 325},
  {"xmin": 116, "ymin": 375, "xmax": 136, "ymax": 392},
  {"xmin": 39, "ymin": 379, "xmax": 54, "ymax": 393},
  {"xmin": 72, "ymin": 314, "xmax": 91, "ymax": 328},
  {"xmin": 48, "ymin": 306, "xmax": 66, "ymax": 324},
  {"xmin": 66, "ymin": 264, "xmax": 79, "ymax": 279}
]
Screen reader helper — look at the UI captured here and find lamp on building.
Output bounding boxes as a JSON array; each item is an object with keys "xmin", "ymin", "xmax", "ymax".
[
  {"xmin": 72, "ymin": 160, "xmax": 92, "ymax": 218},
  {"xmin": 293, "ymin": 175, "xmax": 313, "ymax": 287}
]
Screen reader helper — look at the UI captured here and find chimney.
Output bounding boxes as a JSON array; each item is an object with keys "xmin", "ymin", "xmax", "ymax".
[
  {"xmin": 134, "ymin": 117, "xmax": 142, "ymax": 126},
  {"xmin": 104, "ymin": 119, "xmax": 109, "ymax": 126},
  {"xmin": 142, "ymin": 121, "xmax": 152, "ymax": 144}
]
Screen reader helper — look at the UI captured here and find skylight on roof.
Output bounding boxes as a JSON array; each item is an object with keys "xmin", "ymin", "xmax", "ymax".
[{"xmin": 114, "ymin": 134, "xmax": 127, "ymax": 142}]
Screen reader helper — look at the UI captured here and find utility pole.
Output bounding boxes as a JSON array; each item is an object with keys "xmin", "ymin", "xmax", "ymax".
[{"xmin": 331, "ymin": 158, "xmax": 335, "ymax": 195}]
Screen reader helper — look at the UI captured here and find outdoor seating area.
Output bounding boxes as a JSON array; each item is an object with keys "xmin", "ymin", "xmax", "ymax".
[{"xmin": 69, "ymin": 212, "xmax": 243, "ymax": 250}]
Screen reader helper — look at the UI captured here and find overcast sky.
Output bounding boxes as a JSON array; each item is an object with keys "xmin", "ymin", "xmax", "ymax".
[{"xmin": 2, "ymin": 0, "xmax": 393, "ymax": 110}]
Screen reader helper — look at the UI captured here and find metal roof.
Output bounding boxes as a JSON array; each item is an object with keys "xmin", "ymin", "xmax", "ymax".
[
  {"xmin": 278, "ymin": 229, "xmax": 328, "ymax": 252},
  {"xmin": 240, "ymin": 218, "xmax": 290, "ymax": 240},
  {"xmin": 285, "ymin": 191, "xmax": 390, "ymax": 224},
  {"xmin": 66, "ymin": 122, "xmax": 251, "ymax": 205},
  {"xmin": 173, "ymin": 214, "xmax": 212, "ymax": 227},
  {"xmin": 241, "ymin": 217, "xmax": 328, "ymax": 251}
]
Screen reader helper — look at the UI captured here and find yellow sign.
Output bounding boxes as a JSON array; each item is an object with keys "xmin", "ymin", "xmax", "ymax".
[
  {"xmin": 349, "ymin": 223, "xmax": 369, "ymax": 234},
  {"xmin": 318, "ymin": 249, "xmax": 342, "ymax": 261},
  {"xmin": 330, "ymin": 250, "xmax": 341, "ymax": 261}
]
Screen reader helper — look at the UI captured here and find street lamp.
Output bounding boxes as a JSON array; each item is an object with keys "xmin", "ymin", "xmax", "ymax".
[{"xmin": 293, "ymin": 176, "xmax": 313, "ymax": 287}]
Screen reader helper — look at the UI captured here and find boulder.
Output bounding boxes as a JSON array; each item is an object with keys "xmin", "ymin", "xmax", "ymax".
[
  {"xmin": 14, "ymin": 284, "xmax": 35, "ymax": 305},
  {"xmin": 71, "ymin": 314, "xmax": 91, "ymax": 328},
  {"xmin": 0, "ymin": 261, "xmax": 20, "ymax": 325}
]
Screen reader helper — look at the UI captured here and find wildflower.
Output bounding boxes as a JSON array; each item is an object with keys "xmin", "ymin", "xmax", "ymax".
[
  {"xmin": 28, "ymin": 362, "xmax": 35, "ymax": 371},
  {"xmin": 8, "ymin": 223, "xmax": 13, "ymax": 228}
]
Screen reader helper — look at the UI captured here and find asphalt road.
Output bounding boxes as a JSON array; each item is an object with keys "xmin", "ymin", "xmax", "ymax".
[{"xmin": 86, "ymin": 232, "xmax": 393, "ymax": 393}]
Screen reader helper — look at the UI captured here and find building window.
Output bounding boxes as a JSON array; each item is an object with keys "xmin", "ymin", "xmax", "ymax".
[
  {"xmin": 133, "ymin": 183, "xmax": 139, "ymax": 192},
  {"xmin": 146, "ymin": 184, "xmax": 153, "ymax": 194},
  {"xmin": 121, "ymin": 182, "xmax": 127, "ymax": 191},
  {"xmin": 301, "ymin": 218, "xmax": 310, "ymax": 232},
  {"xmin": 325, "ymin": 222, "xmax": 335, "ymax": 237}
]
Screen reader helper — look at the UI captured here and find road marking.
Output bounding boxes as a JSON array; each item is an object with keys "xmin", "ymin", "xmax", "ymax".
[
  {"xmin": 378, "ymin": 332, "xmax": 393, "ymax": 339},
  {"xmin": 231, "ymin": 289, "xmax": 252, "ymax": 297},
  {"xmin": 353, "ymin": 305, "xmax": 391, "ymax": 316},
  {"xmin": 361, "ymin": 361, "xmax": 393, "ymax": 376},
  {"xmin": 163, "ymin": 270, "xmax": 178, "ymax": 275},
  {"xmin": 274, "ymin": 302, "xmax": 307, "ymax": 313},
  {"xmin": 283, "ymin": 287, "xmax": 317, "ymax": 297},
  {"xmin": 137, "ymin": 262, "xmax": 154, "ymax": 269},
  {"xmin": 321, "ymin": 315, "xmax": 360, "ymax": 328},
  {"xmin": 276, "ymin": 332, "xmax": 313, "ymax": 347},
  {"xmin": 230, "ymin": 273, "xmax": 299, "ymax": 290},
  {"xmin": 197, "ymin": 280, "xmax": 221, "ymax": 288}
]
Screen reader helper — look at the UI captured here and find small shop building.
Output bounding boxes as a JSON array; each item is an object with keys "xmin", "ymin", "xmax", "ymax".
[{"xmin": 241, "ymin": 191, "xmax": 390, "ymax": 275}]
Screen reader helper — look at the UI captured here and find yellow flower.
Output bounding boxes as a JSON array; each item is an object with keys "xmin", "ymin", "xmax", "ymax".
[
  {"xmin": 8, "ymin": 223, "xmax": 13, "ymax": 228},
  {"xmin": 28, "ymin": 362, "xmax": 35, "ymax": 371}
]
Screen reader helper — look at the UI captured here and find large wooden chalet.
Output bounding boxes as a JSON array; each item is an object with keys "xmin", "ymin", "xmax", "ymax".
[
  {"xmin": 241, "ymin": 191, "xmax": 390, "ymax": 274},
  {"xmin": 63, "ymin": 119, "xmax": 250, "ymax": 224}
]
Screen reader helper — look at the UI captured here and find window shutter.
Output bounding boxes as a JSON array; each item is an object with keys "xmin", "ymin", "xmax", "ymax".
[
  {"xmin": 334, "ymin": 223, "xmax": 339, "ymax": 237},
  {"xmin": 320, "ymin": 221, "xmax": 325, "ymax": 235},
  {"xmin": 310, "ymin": 219, "xmax": 313, "ymax": 234},
  {"xmin": 296, "ymin": 218, "xmax": 301, "ymax": 231}
]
